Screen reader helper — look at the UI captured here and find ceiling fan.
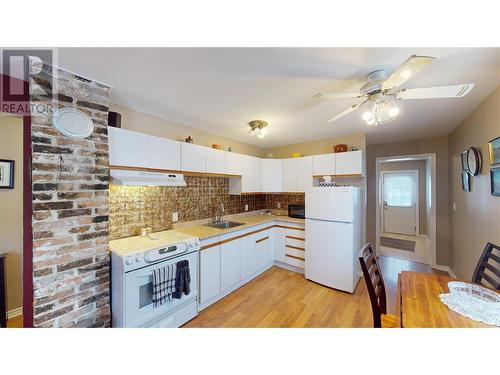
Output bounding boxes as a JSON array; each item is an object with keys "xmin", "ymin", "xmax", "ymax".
[{"xmin": 314, "ymin": 55, "xmax": 475, "ymax": 126}]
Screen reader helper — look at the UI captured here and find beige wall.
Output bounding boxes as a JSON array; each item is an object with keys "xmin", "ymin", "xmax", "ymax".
[
  {"xmin": 0, "ymin": 116, "xmax": 23, "ymax": 312},
  {"xmin": 264, "ymin": 133, "xmax": 366, "ymax": 158},
  {"xmin": 448, "ymin": 86, "xmax": 500, "ymax": 279},
  {"xmin": 380, "ymin": 160, "xmax": 428, "ymax": 235},
  {"xmin": 110, "ymin": 103, "xmax": 265, "ymax": 157},
  {"xmin": 367, "ymin": 136, "xmax": 450, "ymax": 266}
]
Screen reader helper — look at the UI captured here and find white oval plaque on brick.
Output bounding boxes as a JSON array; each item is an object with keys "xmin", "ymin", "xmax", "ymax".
[{"xmin": 53, "ymin": 108, "xmax": 94, "ymax": 139}]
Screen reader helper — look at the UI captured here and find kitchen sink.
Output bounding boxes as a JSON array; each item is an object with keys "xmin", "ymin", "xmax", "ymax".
[{"xmin": 203, "ymin": 220, "xmax": 245, "ymax": 229}]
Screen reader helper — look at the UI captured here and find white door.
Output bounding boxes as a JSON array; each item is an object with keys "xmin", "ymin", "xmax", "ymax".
[
  {"xmin": 382, "ymin": 171, "xmax": 418, "ymax": 235},
  {"xmin": 181, "ymin": 143, "xmax": 207, "ymax": 173},
  {"xmin": 313, "ymin": 153, "xmax": 336, "ymax": 176},
  {"xmin": 335, "ymin": 150, "xmax": 363, "ymax": 175},
  {"xmin": 206, "ymin": 148, "xmax": 226, "ymax": 174},
  {"xmin": 283, "ymin": 158, "xmax": 297, "ymax": 192},
  {"xmin": 262, "ymin": 159, "xmax": 283, "ymax": 192},
  {"xmin": 305, "ymin": 186, "xmax": 355, "ymax": 223},
  {"xmin": 220, "ymin": 239, "xmax": 241, "ymax": 292},
  {"xmin": 108, "ymin": 127, "xmax": 150, "ymax": 168},
  {"xmin": 226, "ymin": 152, "xmax": 242, "ymax": 175},
  {"xmin": 149, "ymin": 135, "xmax": 181, "ymax": 171},
  {"xmin": 240, "ymin": 234, "xmax": 256, "ymax": 279},
  {"xmin": 305, "ymin": 219, "xmax": 357, "ymax": 293},
  {"xmin": 296, "ymin": 156, "xmax": 313, "ymax": 192},
  {"xmin": 274, "ymin": 227, "xmax": 286, "ymax": 263},
  {"xmin": 199, "ymin": 246, "xmax": 221, "ymax": 304}
]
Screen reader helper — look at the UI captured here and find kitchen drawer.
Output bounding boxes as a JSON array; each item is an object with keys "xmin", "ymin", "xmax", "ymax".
[
  {"xmin": 285, "ymin": 246, "xmax": 305, "ymax": 259},
  {"xmin": 146, "ymin": 299, "xmax": 197, "ymax": 328},
  {"xmin": 285, "ymin": 227, "xmax": 305, "ymax": 239},
  {"xmin": 285, "ymin": 255, "xmax": 305, "ymax": 269},
  {"xmin": 285, "ymin": 236, "xmax": 305, "ymax": 249}
]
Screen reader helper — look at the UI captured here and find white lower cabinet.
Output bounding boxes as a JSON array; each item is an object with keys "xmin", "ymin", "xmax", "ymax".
[
  {"xmin": 240, "ymin": 234, "xmax": 256, "ymax": 280},
  {"xmin": 199, "ymin": 222, "xmax": 304, "ymax": 310},
  {"xmin": 220, "ymin": 239, "xmax": 241, "ymax": 292},
  {"xmin": 199, "ymin": 244, "xmax": 221, "ymax": 305},
  {"xmin": 275, "ymin": 226, "xmax": 286, "ymax": 263}
]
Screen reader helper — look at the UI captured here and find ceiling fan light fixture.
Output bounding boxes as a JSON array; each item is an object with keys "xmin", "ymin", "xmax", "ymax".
[
  {"xmin": 388, "ymin": 106, "xmax": 400, "ymax": 117},
  {"xmin": 362, "ymin": 111, "xmax": 373, "ymax": 121}
]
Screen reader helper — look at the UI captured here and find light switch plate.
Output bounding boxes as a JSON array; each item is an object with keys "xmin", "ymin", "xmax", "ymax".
[
  {"xmin": 172, "ymin": 212, "xmax": 179, "ymax": 222},
  {"xmin": 245, "ymin": 204, "xmax": 248, "ymax": 211}
]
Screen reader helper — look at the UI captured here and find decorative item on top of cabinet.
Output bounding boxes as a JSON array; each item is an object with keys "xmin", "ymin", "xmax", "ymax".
[
  {"xmin": 185, "ymin": 136, "xmax": 193, "ymax": 143},
  {"xmin": 334, "ymin": 144, "xmax": 348, "ymax": 153}
]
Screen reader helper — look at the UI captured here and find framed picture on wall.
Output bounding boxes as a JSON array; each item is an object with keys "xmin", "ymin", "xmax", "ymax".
[
  {"xmin": 461, "ymin": 151, "xmax": 469, "ymax": 172},
  {"xmin": 488, "ymin": 136, "xmax": 500, "ymax": 165},
  {"xmin": 0, "ymin": 160, "xmax": 15, "ymax": 189},
  {"xmin": 491, "ymin": 168, "xmax": 500, "ymax": 196},
  {"xmin": 461, "ymin": 171, "xmax": 471, "ymax": 192}
]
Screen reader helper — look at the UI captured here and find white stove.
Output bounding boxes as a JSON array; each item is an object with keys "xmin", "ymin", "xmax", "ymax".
[{"xmin": 110, "ymin": 230, "xmax": 201, "ymax": 328}]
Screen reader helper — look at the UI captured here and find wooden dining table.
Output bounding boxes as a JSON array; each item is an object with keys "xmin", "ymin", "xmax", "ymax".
[{"xmin": 396, "ymin": 271, "xmax": 497, "ymax": 328}]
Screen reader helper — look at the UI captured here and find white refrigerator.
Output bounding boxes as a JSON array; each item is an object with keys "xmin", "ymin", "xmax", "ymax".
[{"xmin": 305, "ymin": 186, "xmax": 361, "ymax": 293}]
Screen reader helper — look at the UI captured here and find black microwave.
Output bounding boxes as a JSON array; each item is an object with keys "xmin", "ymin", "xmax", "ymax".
[{"xmin": 288, "ymin": 204, "xmax": 305, "ymax": 219}]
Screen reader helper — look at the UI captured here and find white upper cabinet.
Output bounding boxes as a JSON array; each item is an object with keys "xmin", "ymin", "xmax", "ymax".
[
  {"xmin": 225, "ymin": 152, "xmax": 242, "ymax": 175},
  {"xmin": 148, "ymin": 134, "xmax": 181, "ymax": 171},
  {"xmin": 181, "ymin": 142, "xmax": 207, "ymax": 173},
  {"xmin": 206, "ymin": 147, "xmax": 226, "ymax": 174},
  {"xmin": 312, "ymin": 153, "xmax": 336, "ymax": 176},
  {"xmin": 335, "ymin": 150, "xmax": 363, "ymax": 175},
  {"xmin": 296, "ymin": 156, "xmax": 313, "ymax": 192},
  {"xmin": 241, "ymin": 155, "xmax": 262, "ymax": 193},
  {"xmin": 262, "ymin": 159, "xmax": 283, "ymax": 193},
  {"xmin": 108, "ymin": 127, "xmax": 149, "ymax": 168},
  {"xmin": 283, "ymin": 158, "xmax": 297, "ymax": 192}
]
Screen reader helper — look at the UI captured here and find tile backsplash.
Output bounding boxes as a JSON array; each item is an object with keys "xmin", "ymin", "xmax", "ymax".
[{"xmin": 109, "ymin": 176, "xmax": 304, "ymax": 240}]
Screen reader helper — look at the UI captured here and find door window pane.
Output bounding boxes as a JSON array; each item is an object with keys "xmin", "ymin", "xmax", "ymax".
[{"xmin": 384, "ymin": 174, "xmax": 414, "ymax": 207}]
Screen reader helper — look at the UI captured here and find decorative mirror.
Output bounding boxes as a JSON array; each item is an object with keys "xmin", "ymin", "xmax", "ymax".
[
  {"xmin": 52, "ymin": 108, "xmax": 94, "ymax": 139},
  {"xmin": 466, "ymin": 146, "xmax": 481, "ymax": 176}
]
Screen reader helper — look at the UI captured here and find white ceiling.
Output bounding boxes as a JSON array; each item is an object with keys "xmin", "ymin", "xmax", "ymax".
[{"xmin": 58, "ymin": 48, "xmax": 500, "ymax": 147}]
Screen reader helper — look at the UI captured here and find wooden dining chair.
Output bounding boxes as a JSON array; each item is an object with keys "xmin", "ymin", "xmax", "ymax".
[
  {"xmin": 359, "ymin": 243, "xmax": 397, "ymax": 328},
  {"xmin": 472, "ymin": 242, "xmax": 500, "ymax": 290}
]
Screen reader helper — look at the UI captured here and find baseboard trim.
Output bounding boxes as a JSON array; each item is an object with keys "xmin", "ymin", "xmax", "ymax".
[
  {"xmin": 274, "ymin": 261, "xmax": 304, "ymax": 274},
  {"xmin": 432, "ymin": 264, "xmax": 456, "ymax": 278},
  {"xmin": 7, "ymin": 307, "xmax": 23, "ymax": 320}
]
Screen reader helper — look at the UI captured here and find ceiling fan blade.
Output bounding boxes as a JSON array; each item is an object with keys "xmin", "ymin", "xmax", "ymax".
[
  {"xmin": 382, "ymin": 55, "xmax": 436, "ymax": 90},
  {"xmin": 398, "ymin": 83, "xmax": 475, "ymax": 99},
  {"xmin": 313, "ymin": 92, "xmax": 361, "ymax": 99},
  {"xmin": 325, "ymin": 103, "xmax": 361, "ymax": 123}
]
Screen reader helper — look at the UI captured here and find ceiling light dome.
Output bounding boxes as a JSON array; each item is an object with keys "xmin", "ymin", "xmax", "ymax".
[{"xmin": 248, "ymin": 120, "xmax": 268, "ymax": 139}]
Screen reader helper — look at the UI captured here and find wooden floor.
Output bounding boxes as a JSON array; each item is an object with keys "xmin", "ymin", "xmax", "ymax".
[
  {"xmin": 6, "ymin": 314, "xmax": 23, "ymax": 328},
  {"xmin": 184, "ymin": 256, "xmax": 446, "ymax": 328}
]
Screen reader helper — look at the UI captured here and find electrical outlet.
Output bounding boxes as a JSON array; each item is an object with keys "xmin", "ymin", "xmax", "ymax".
[
  {"xmin": 452, "ymin": 202, "xmax": 456, "ymax": 211},
  {"xmin": 172, "ymin": 212, "xmax": 179, "ymax": 222},
  {"xmin": 277, "ymin": 202, "xmax": 281, "ymax": 209},
  {"xmin": 245, "ymin": 204, "xmax": 248, "ymax": 211}
]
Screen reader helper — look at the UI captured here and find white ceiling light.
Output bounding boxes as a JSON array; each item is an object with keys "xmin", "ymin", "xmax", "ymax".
[
  {"xmin": 248, "ymin": 120, "xmax": 268, "ymax": 139},
  {"xmin": 361, "ymin": 94, "xmax": 400, "ymax": 126}
]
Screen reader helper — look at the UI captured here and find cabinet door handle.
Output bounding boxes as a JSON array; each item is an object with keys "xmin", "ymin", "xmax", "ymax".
[{"xmin": 255, "ymin": 236, "xmax": 269, "ymax": 244}]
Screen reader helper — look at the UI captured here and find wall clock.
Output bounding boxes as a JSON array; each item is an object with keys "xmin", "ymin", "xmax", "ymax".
[
  {"xmin": 466, "ymin": 146, "xmax": 481, "ymax": 176},
  {"xmin": 52, "ymin": 108, "xmax": 94, "ymax": 139}
]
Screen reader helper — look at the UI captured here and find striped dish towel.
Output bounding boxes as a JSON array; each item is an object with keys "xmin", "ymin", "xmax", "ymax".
[{"xmin": 151, "ymin": 263, "xmax": 176, "ymax": 307}]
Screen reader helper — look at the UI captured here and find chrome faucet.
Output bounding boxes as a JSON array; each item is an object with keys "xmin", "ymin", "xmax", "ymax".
[{"xmin": 212, "ymin": 203, "xmax": 225, "ymax": 223}]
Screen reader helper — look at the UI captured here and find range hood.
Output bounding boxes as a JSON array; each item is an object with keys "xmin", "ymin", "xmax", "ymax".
[{"xmin": 110, "ymin": 170, "xmax": 186, "ymax": 187}]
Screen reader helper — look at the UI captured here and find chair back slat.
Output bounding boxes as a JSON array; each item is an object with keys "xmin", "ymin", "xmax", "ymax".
[
  {"xmin": 472, "ymin": 242, "xmax": 500, "ymax": 290},
  {"xmin": 359, "ymin": 243, "xmax": 387, "ymax": 328}
]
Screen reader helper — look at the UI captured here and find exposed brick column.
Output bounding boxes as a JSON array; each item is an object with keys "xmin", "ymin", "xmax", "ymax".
[{"xmin": 29, "ymin": 65, "xmax": 111, "ymax": 327}]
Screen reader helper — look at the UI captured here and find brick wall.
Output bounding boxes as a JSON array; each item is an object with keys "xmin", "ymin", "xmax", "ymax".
[{"xmin": 30, "ymin": 64, "xmax": 111, "ymax": 327}]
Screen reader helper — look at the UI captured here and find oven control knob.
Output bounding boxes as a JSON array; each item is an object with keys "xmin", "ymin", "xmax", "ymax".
[
  {"xmin": 135, "ymin": 256, "xmax": 141, "ymax": 263},
  {"xmin": 125, "ymin": 257, "xmax": 133, "ymax": 265}
]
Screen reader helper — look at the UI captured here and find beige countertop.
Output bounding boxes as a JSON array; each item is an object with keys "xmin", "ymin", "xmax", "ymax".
[{"xmin": 173, "ymin": 211, "xmax": 305, "ymax": 240}]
